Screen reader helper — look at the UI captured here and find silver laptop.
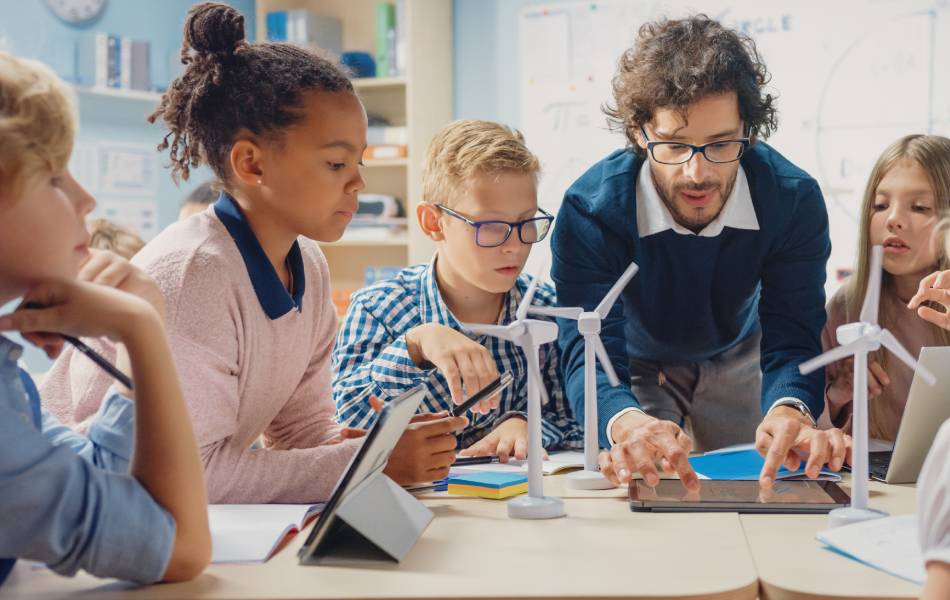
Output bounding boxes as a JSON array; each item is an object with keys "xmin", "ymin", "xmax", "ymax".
[{"xmin": 869, "ymin": 346, "xmax": 950, "ymax": 484}]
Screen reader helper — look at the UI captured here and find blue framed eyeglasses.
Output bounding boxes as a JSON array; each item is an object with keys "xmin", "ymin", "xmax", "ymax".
[
  {"xmin": 435, "ymin": 204, "xmax": 555, "ymax": 248},
  {"xmin": 639, "ymin": 125, "xmax": 750, "ymax": 165}
]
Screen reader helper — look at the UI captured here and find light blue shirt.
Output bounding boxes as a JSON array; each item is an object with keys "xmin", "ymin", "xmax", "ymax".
[{"xmin": 0, "ymin": 335, "xmax": 175, "ymax": 585}]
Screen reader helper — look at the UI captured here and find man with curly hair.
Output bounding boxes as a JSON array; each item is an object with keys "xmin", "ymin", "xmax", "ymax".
[{"xmin": 551, "ymin": 15, "xmax": 847, "ymax": 491}]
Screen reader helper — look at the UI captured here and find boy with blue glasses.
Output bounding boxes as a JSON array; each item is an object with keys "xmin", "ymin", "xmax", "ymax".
[{"xmin": 333, "ymin": 120, "xmax": 581, "ymax": 461}]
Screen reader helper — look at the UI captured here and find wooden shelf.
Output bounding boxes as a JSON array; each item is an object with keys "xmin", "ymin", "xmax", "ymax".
[
  {"xmin": 363, "ymin": 157, "xmax": 408, "ymax": 168},
  {"xmin": 72, "ymin": 85, "xmax": 163, "ymax": 103},
  {"xmin": 257, "ymin": 0, "xmax": 452, "ymax": 267},
  {"xmin": 352, "ymin": 76, "xmax": 407, "ymax": 90}
]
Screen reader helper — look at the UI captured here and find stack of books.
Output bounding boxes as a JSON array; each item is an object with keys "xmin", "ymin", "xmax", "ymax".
[
  {"xmin": 75, "ymin": 33, "xmax": 150, "ymax": 92},
  {"xmin": 266, "ymin": 10, "xmax": 343, "ymax": 56}
]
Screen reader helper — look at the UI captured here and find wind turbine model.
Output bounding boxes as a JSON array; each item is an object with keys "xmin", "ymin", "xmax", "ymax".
[
  {"xmin": 530, "ymin": 261, "xmax": 639, "ymax": 489},
  {"xmin": 463, "ymin": 264, "xmax": 564, "ymax": 519},
  {"xmin": 799, "ymin": 245, "xmax": 936, "ymax": 528}
]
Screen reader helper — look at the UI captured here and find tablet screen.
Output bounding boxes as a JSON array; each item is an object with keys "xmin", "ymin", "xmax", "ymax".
[
  {"xmin": 630, "ymin": 479, "xmax": 849, "ymax": 513},
  {"xmin": 650, "ymin": 480, "xmax": 837, "ymax": 503}
]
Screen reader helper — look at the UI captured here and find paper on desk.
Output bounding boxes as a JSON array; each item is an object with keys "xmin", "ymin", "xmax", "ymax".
[
  {"xmin": 209, "ymin": 503, "xmax": 324, "ymax": 564},
  {"xmin": 450, "ymin": 450, "xmax": 585, "ymax": 476},
  {"xmin": 688, "ymin": 448, "xmax": 842, "ymax": 481},
  {"xmin": 816, "ymin": 514, "xmax": 925, "ymax": 585}
]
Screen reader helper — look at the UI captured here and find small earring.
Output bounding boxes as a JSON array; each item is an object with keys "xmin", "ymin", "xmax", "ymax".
[{"xmin": 257, "ymin": 179, "xmax": 262, "ymax": 185}]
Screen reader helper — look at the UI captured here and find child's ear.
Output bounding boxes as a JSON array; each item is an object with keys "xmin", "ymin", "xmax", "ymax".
[
  {"xmin": 417, "ymin": 202, "xmax": 445, "ymax": 241},
  {"xmin": 229, "ymin": 139, "xmax": 265, "ymax": 187}
]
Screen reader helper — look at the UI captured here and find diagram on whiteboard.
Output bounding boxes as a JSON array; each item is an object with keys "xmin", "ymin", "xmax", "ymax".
[{"xmin": 519, "ymin": 0, "xmax": 950, "ymax": 294}]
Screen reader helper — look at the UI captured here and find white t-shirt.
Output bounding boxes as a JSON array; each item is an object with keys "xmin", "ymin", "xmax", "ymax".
[{"xmin": 919, "ymin": 419, "xmax": 950, "ymax": 566}]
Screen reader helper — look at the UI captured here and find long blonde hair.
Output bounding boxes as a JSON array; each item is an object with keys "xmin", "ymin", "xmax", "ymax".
[{"xmin": 848, "ymin": 134, "xmax": 950, "ymax": 438}]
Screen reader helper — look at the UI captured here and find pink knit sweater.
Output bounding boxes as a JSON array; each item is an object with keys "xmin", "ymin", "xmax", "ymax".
[{"xmin": 41, "ymin": 206, "xmax": 358, "ymax": 503}]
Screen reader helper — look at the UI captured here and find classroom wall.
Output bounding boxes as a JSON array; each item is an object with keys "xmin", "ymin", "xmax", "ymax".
[
  {"xmin": 0, "ymin": 0, "xmax": 256, "ymax": 373},
  {"xmin": 453, "ymin": 0, "xmax": 542, "ymax": 125}
]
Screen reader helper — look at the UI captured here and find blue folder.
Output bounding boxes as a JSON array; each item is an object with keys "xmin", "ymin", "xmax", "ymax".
[{"xmin": 688, "ymin": 448, "xmax": 841, "ymax": 481}]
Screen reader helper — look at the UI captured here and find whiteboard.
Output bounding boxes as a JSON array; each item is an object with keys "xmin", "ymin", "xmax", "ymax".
[{"xmin": 519, "ymin": 0, "xmax": 950, "ymax": 294}]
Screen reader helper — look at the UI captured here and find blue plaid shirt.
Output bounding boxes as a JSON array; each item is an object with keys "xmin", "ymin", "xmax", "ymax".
[{"xmin": 332, "ymin": 260, "xmax": 582, "ymax": 450}]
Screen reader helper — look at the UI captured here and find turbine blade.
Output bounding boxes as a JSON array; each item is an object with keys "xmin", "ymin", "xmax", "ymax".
[
  {"xmin": 592, "ymin": 335, "xmax": 620, "ymax": 387},
  {"xmin": 464, "ymin": 323, "xmax": 514, "ymax": 342},
  {"xmin": 595, "ymin": 261, "xmax": 639, "ymax": 319},
  {"xmin": 516, "ymin": 261, "xmax": 546, "ymax": 321},
  {"xmin": 798, "ymin": 339, "xmax": 866, "ymax": 375},
  {"xmin": 879, "ymin": 329, "xmax": 937, "ymax": 386},
  {"xmin": 860, "ymin": 245, "xmax": 883, "ymax": 325},
  {"xmin": 528, "ymin": 306, "xmax": 583, "ymax": 320}
]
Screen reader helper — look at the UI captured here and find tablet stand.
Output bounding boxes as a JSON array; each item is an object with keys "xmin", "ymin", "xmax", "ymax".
[{"xmin": 300, "ymin": 473, "xmax": 433, "ymax": 565}]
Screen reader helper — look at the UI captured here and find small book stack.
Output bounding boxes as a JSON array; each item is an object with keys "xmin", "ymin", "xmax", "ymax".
[{"xmin": 75, "ymin": 33, "xmax": 150, "ymax": 91}]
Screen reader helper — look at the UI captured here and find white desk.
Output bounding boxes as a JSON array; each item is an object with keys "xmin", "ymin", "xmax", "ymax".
[
  {"xmin": 4, "ymin": 497, "xmax": 758, "ymax": 600},
  {"xmin": 742, "ymin": 477, "xmax": 920, "ymax": 600}
]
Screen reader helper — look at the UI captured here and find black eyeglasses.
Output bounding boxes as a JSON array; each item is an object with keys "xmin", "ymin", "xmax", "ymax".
[
  {"xmin": 435, "ymin": 204, "xmax": 554, "ymax": 248},
  {"xmin": 640, "ymin": 126, "xmax": 750, "ymax": 165}
]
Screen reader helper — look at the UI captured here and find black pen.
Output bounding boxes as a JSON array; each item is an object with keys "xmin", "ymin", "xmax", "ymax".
[
  {"xmin": 25, "ymin": 302, "xmax": 134, "ymax": 390},
  {"xmin": 452, "ymin": 455, "xmax": 497, "ymax": 466},
  {"xmin": 451, "ymin": 372, "xmax": 514, "ymax": 417}
]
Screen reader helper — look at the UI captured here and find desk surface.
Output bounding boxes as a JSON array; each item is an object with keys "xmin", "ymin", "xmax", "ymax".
[
  {"xmin": 742, "ymin": 477, "xmax": 921, "ymax": 600},
  {"xmin": 4, "ymin": 497, "xmax": 758, "ymax": 600},
  {"xmin": 4, "ymin": 474, "xmax": 924, "ymax": 600}
]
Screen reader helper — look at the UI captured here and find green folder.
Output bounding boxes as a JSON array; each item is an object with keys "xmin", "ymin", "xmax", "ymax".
[{"xmin": 375, "ymin": 3, "xmax": 396, "ymax": 78}]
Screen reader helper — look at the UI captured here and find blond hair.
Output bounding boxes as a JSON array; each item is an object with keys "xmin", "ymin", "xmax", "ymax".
[
  {"xmin": 422, "ymin": 120, "xmax": 540, "ymax": 205},
  {"xmin": 848, "ymin": 134, "xmax": 950, "ymax": 438},
  {"xmin": 0, "ymin": 52, "xmax": 76, "ymax": 201},
  {"xmin": 88, "ymin": 218, "xmax": 146, "ymax": 260}
]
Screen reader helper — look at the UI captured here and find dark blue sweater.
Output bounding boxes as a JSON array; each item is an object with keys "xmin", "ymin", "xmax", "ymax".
[{"xmin": 551, "ymin": 144, "xmax": 830, "ymax": 448}]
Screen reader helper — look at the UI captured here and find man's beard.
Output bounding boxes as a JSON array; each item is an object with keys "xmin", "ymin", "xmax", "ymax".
[{"xmin": 651, "ymin": 166, "xmax": 736, "ymax": 232}]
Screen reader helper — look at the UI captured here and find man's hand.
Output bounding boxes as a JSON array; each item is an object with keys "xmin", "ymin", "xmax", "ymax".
[
  {"xmin": 756, "ymin": 405, "xmax": 851, "ymax": 488},
  {"xmin": 458, "ymin": 417, "xmax": 548, "ymax": 463},
  {"xmin": 405, "ymin": 323, "xmax": 500, "ymax": 414},
  {"xmin": 598, "ymin": 411, "xmax": 699, "ymax": 491}
]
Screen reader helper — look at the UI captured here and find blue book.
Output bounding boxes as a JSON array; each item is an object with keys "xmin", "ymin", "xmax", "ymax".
[{"xmin": 688, "ymin": 448, "xmax": 841, "ymax": 481}]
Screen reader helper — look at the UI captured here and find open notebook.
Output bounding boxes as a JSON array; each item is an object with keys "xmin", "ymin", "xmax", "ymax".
[
  {"xmin": 688, "ymin": 446, "xmax": 842, "ymax": 481},
  {"xmin": 209, "ymin": 504, "xmax": 324, "ymax": 563},
  {"xmin": 450, "ymin": 450, "xmax": 586, "ymax": 476}
]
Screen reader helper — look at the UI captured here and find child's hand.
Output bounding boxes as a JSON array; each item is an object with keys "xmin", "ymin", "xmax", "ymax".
[
  {"xmin": 78, "ymin": 249, "xmax": 165, "ymax": 318},
  {"xmin": 405, "ymin": 323, "xmax": 501, "ymax": 414},
  {"xmin": 827, "ymin": 357, "xmax": 890, "ymax": 403},
  {"xmin": 458, "ymin": 417, "xmax": 548, "ymax": 463},
  {"xmin": 909, "ymin": 270, "xmax": 950, "ymax": 331},
  {"xmin": 383, "ymin": 411, "xmax": 468, "ymax": 485},
  {"xmin": 0, "ymin": 279, "xmax": 157, "ymax": 354}
]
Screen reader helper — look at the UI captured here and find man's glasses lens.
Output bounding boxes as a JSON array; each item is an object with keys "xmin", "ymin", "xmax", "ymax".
[{"xmin": 652, "ymin": 141, "xmax": 745, "ymax": 165}]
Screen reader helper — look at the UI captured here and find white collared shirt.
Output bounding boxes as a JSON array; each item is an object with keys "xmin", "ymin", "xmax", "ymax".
[{"xmin": 635, "ymin": 161, "xmax": 759, "ymax": 239}]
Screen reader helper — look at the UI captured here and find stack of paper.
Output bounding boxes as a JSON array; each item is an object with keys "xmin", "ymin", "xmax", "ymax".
[
  {"xmin": 209, "ymin": 504, "xmax": 324, "ymax": 564},
  {"xmin": 451, "ymin": 450, "xmax": 586, "ymax": 476},
  {"xmin": 816, "ymin": 514, "xmax": 925, "ymax": 584},
  {"xmin": 447, "ymin": 472, "xmax": 529, "ymax": 500}
]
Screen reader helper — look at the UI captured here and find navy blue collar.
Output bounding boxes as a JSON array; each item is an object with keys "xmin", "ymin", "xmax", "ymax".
[{"xmin": 213, "ymin": 193, "xmax": 306, "ymax": 320}]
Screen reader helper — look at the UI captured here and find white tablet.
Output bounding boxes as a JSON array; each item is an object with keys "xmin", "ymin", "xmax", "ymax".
[{"xmin": 298, "ymin": 385, "xmax": 427, "ymax": 564}]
